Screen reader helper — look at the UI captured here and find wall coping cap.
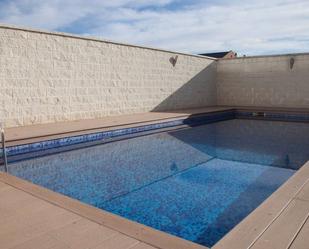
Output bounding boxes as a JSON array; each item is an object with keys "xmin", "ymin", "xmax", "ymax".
[
  {"xmin": 220, "ymin": 52, "xmax": 309, "ymax": 61},
  {"xmin": 0, "ymin": 23, "xmax": 217, "ymax": 61}
]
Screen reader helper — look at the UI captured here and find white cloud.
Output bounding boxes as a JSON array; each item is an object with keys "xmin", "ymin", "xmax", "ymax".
[{"xmin": 0, "ymin": 0, "xmax": 309, "ymax": 55}]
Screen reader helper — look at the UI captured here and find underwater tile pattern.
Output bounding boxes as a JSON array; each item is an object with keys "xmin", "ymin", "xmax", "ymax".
[
  {"xmin": 7, "ymin": 119, "xmax": 309, "ymax": 247},
  {"xmin": 9, "ymin": 126, "xmax": 217, "ymax": 204},
  {"xmin": 102, "ymin": 159, "xmax": 294, "ymax": 247}
]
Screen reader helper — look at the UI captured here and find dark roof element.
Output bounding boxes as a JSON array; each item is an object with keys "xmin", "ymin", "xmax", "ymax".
[{"xmin": 199, "ymin": 51, "xmax": 237, "ymax": 59}]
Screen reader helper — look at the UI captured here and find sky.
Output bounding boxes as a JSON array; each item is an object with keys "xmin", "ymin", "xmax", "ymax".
[{"xmin": 0, "ymin": 0, "xmax": 309, "ymax": 56}]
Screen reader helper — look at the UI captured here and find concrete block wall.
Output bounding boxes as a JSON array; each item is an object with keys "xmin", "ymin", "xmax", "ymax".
[
  {"xmin": 217, "ymin": 54, "xmax": 309, "ymax": 108},
  {"xmin": 1, "ymin": 24, "xmax": 309, "ymax": 128},
  {"xmin": 0, "ymin": 25, "xmax": 217, "ymax": 128}
]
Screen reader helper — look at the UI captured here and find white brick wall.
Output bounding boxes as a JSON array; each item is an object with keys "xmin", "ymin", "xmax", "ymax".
[
  {"xmin": 217, "ymin": 54, "xmax": 309, "ymax": 108},
  {"xmin": 0, "ymin": 25, "xmax": 217, "ymax": 127}
]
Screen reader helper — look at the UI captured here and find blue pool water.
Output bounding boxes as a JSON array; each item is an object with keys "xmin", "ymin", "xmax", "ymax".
[{"xmin": 7, "ymin": 119, "xmax": 309, "ymax": 247}]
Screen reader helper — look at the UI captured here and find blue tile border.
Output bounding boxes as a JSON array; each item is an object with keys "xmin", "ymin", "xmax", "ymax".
[
  {"xmin": 3, "ymin": 111, "xmax": 235, "ymax": 157},
  {"xmin": 236, "ymin": 111, "xmax": 309, "ymax": 122}
]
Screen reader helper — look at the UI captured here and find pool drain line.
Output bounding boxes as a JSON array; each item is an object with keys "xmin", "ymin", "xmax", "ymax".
[{"xmin": 0, "ymin": 124, "xmax": 8, "ymax": 172}]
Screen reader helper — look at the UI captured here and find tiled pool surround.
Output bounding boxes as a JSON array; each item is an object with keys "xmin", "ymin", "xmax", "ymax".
[
  {"xmin": 5, "ymin": 117, "xmax": 309, "ymax": 248},
  {"xmin": 1, "ymin": 109, "xmax": 309, "ymax": 161},
  {"xmin": 1, "ymin": 108, "xmax": 309, "ymax": 249}
]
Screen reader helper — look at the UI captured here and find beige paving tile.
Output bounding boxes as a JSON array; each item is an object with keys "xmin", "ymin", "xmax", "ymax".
[
  {"xmin": 0, "ymin": 208, "xmax": 81, "ymax": 249},
  {"xmin": 49, "ymin": 218, "xmax": 118, "ymax": 249},
  {"xmin": 250, "ymin": 199, "xmax": 309, "ymax": 249},
  {"xmin": 0, "ymin": 185, "xmax": 35, "ymax": 208},
  {"xmin": 0, "ymin": 189, "xmax": 54, "ymax": 221},
  {"xmin": 0, "ymin": 199, "xmax": 53, "ymax": 223},
  {"xmin": 295, "ymin": 180, "xmax": 309, "ymax": 201},
  {"xmin": 0, "ymin": 181, "xmax": 9, "ymax": 190},
  {"xmin": 0, "ymin": 197, "xmax": 67, "ymax": 230},
  {"xmin": 289, "ymin": 217, "xmax": 309, "ymax": 249},
  {"xmin": 93, "ymin": 233, "xmax": 139, "ymax": 249},
  {"xmin": 9, "ymin": 233, "xmax": 70, "ymax": 249},
  {"xmin": 130, "ymin": 243, "xmax": 159, "ymax": 249}
]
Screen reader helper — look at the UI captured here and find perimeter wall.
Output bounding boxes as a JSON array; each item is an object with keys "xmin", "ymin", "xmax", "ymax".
[
  {"xmin": 0, "ymin": 25, "xmax": 217, "ymax": 127},
  {"xmin": 1, "ymin": 24, "xmax": 309, "ymax": 128}
]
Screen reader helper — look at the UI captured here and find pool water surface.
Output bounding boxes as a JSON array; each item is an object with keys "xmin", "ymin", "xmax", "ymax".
[{"xmin": 7, "ymin": 119, "xmax": 309, "ymax": 247}]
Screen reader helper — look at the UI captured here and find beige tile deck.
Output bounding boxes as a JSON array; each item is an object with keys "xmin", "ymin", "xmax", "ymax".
[{"xmin": 288, "ymin": 216, "xmax": 309, "ymax": 249}]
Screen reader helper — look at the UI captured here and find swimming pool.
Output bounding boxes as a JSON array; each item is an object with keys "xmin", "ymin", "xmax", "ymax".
[{"xmin": 6, "ymin": 118, "xmax": 309, "ymax": 247}]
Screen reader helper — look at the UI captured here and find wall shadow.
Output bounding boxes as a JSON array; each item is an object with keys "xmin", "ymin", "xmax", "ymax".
[
  {"xmin": 167, "ymin": 119, "xmax": 309, "ymax": 170},
  {"xmin": 151, "ymin": 61, "xmax": 217, "ymax": 112}
]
